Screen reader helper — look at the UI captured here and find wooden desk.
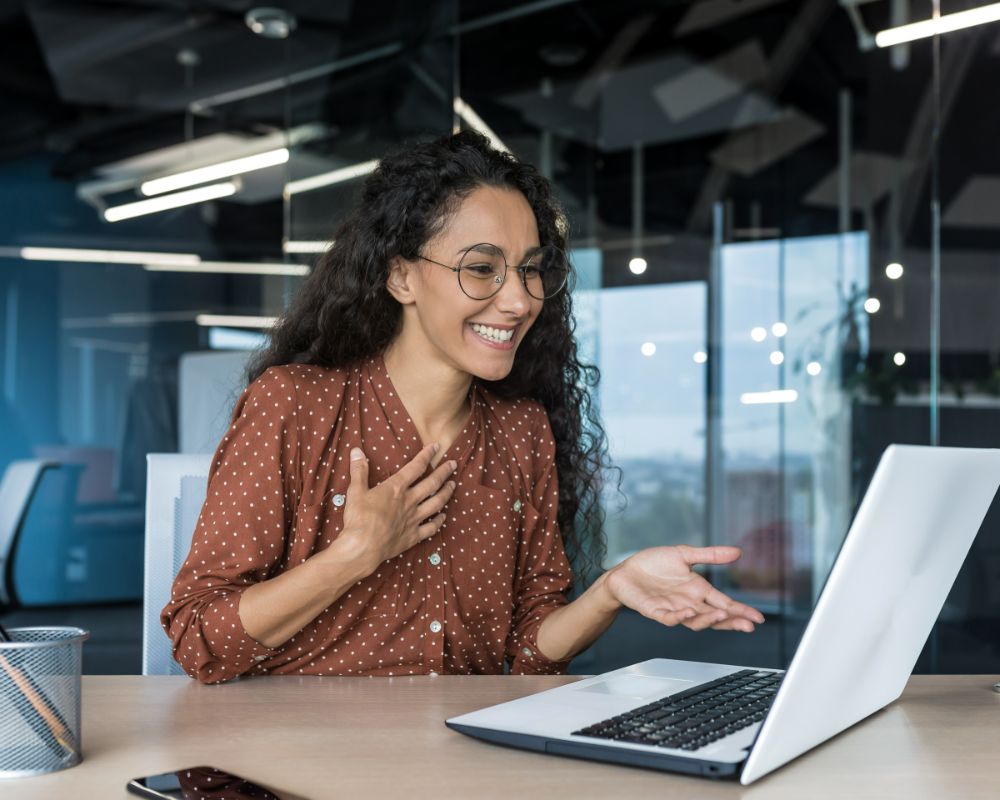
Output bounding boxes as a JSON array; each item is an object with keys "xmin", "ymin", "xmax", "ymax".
[{"xmin": 1, "ymin": 675, "xmax": 997, "ymax": 799}]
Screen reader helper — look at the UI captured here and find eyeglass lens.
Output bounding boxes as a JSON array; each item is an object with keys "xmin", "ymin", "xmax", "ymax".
[{"xmin": 458, "ymin": 244, "xmax": 568, "ymax": 300}]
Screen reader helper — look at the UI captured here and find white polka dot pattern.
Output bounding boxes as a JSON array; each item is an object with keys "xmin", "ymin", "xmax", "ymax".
[{"xmin": 160, "ymin": 354, "xmax": 573, "ymax": 683}]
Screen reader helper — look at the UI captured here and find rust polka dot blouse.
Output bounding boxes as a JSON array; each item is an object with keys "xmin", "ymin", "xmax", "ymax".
[{"xmin": 161, "ymin": 354, "xmax": 574, "ymax": 683}]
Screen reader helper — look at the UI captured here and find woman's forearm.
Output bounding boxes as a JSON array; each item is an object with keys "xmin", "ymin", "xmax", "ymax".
[
  {"xmin": 239, "ymin": 538, "xmax": 373, "ymax": 649},
  {"xmin": 535, "ymin": 571, "xmax": 623, "ymax": 662}
]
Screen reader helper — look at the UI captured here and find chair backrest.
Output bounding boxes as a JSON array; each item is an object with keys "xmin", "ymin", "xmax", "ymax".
[
  {"xmin": 143, "ymin": 453, "xmax": 213, "ymax": 676},
  {"xmin": 0, "ymin": 460, "xmax": 58, "ymax": 612}
]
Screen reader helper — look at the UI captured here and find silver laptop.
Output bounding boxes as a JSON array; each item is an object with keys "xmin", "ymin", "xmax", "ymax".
[{"xmin": 446, "ymin": 445, "xmax": 1000, "ymax": 784}]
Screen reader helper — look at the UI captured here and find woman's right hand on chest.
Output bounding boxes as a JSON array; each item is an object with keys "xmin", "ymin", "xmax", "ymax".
[{"xmin": 320, "ymin": 443, "xmax": 457, "ymax": 576}]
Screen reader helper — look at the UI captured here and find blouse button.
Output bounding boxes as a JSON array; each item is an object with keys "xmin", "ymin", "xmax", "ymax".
[
  {"xmin": 428, "ymin": 552, "xmax": 442, "ymax": 566},
  {"xmin": 521, "ymin": 647, "xmax": 532, "ymax": 657},
  {"xmin": 331, "ymin": 494, "xmax": 346, "ymax": 508},
  {"xmin": 429, "ymin": 620, "xmax": 443, "ymax": 633},
  {"xmin": 513, "ymin": 500, "xmax": 523, "ymax": 512}
]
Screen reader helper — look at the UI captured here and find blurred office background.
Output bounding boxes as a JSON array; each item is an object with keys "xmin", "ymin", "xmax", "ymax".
[{"xmin": 1, "ymin": 0, "xmax": 998, "ymax": 676}]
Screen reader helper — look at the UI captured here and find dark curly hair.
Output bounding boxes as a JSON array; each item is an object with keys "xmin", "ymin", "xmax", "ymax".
[{"xmin": 247, "ymin": 129, "xmax": 616, "ymax": 582}]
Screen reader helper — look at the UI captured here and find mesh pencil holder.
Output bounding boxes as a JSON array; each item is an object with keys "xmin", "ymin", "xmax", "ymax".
[{"xmin": 0, "ymin": 626, "xmax": 89, "ymax": 778}]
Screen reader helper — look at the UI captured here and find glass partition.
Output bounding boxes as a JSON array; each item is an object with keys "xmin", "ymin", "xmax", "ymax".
[
  {"xmin": 1, "ymin": 1, "xmax": 997, "ymax": 676},
  {"xmin": 454, "ymin": 1, "xmax": 998, "ymax": 673}
]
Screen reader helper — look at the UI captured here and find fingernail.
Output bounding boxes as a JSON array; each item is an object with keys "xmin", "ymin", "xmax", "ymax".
[
  {"xmin": 450, "ymin": 460, "xmax": 458, "ymax": 471},
  {"xmin": 448, "ymin": 480, "xmax": 456, "ymax": 489},
  {"xmin": 432, "ymin": 443, "xmax": 440, "ymax": 453},
  {"xmin": 350, "ymin": 447, "xmax": 364, "ymax": 461}
]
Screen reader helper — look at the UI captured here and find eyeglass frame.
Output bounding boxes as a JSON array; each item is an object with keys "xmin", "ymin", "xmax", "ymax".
[{"xmin": 415, "ymin": 242, "xmax": 570, "ymax": 301}]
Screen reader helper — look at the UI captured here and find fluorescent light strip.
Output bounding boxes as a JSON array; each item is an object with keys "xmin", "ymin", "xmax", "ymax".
[
  {"xmin": 283, "ymin": 240, "xmax": 333, "ymax": 254},
  {"xmin": 20, "ymin": 247, "xmax": 201, "ymax": 266},
  {"xmin": 453, "ymin": 97, "xmax": 511, "ymax": 154},
  {"xmin": 876, "ymin": 2, "xmax": 1000, "ymax": 47},
  {"xmin": 104, "ymin": 182, "xmax": 237, "ymax": 222},
  {"xmin": 62, "ymin": 311, "xmax": 204, "ymax": 329},
  {"xmin": 285, "ymin": 160, "xmax": 379, "ymax": 195},
  {"xmin": 144, "ymin": 261, "xmax": 310, "ymax": 276},
  {"xmin": 195, "ymin": 314, "xmax": 278, "ymax": 328},
  {"xmin": 141, "ymin": 148, "xmax": 289, "ymax": 196},
  {"xmin": 740, "ymin": 389, "xmax": 799, "ymax": 405}
]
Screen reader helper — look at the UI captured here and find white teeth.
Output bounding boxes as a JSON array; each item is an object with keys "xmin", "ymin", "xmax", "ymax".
[{"xmin": 471, "ymin": 323, "xmax": 513, "ymax": 343}]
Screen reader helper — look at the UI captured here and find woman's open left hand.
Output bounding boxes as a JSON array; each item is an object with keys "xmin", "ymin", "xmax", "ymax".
[{"xmin": 603, "ymin": 546, "xmax": 765, "ymax": 633}]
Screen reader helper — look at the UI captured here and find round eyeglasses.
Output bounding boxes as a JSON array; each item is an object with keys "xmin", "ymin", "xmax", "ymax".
[{"xmin": 418, "ymin": 243, "xmax": 570, "ymax": 301}]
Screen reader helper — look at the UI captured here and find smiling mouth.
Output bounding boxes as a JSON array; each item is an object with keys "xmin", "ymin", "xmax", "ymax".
[
  {"xmin": 468, "ymin": 322, "xmax": 521, "ymax": 350},
  {"xmin": 469, "ymin": 322, "xmax": 518, "ymax": 345}
]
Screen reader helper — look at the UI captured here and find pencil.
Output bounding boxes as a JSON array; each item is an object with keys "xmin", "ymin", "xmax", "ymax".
[{"xmin": 0, "ymin": 646, "xmax": 78, "ymax": 760}]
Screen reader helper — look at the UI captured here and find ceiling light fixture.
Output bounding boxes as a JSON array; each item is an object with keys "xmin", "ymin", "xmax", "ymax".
[
  {"xmin": 195, "ymin": 314, "xmax": 278, "ymax": 328},
  {"xmin": 245, "ymin": 7, "xmax": 297, "ymax": 39},
  {"xmin": 19, "ymin": 247, "xmax": 201, "ymax": 266},
  {"xmin": 283, "ymin": 240, "xmax": 333, "ymax": 254},
  {"xmin": 144, "ymin": 261, "xmax": 309, "ymax": 276},
  {"xmin": 285, "ymin": 160, "xmax": 379, "ymax": 196},
  {"xmin": 628, "ymin": 257, "xmax": 647, "ymax": 275},
  {"xmin": 104, "ymin": 182, "xmax": 237, "ymax": 222},
  {"xmin": 453, "ymin": 97, "xmax": 511, "ymax": 154},
  {"xmin": 140, "ymin": 149, "xmax": 288, "ymax": 196},
  {"xmin": 876, "ymin": 2, "xmax": 1000, "ymax": 47}
]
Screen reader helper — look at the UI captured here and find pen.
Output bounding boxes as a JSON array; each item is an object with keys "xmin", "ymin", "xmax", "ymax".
[{"xmin": 0, "ymin": 627, "xmax": 78, "ymax": 760}]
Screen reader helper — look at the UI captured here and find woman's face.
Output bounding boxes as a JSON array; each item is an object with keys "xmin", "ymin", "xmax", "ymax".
[{"xmin": 390, "ymin": 185, "xmax": 545, "ymax": 382}]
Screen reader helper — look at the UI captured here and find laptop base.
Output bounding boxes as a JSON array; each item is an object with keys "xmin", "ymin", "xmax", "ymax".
[{"xmin": 445, "ymin": 720, "xmax": 742, "ymax": 779}]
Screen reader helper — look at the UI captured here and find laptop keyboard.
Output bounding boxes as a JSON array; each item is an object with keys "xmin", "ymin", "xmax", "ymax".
[{"xmin": 572, "ymin": 669, "xmax": 784, "ymax": 751}]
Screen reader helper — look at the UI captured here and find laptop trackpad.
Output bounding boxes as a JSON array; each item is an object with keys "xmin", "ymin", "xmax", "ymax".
[{"xmin": 576, "ymin": 675, "xmax": 693, "ymax": 700}]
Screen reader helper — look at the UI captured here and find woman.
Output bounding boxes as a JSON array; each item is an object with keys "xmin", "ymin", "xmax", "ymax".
[{"xmin": 162, "ymin": 130, "xmax": 763, "ymax": 684}]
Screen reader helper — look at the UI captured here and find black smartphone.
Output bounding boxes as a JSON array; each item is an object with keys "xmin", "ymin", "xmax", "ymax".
[{"xmin": 126, "ymin": 765, "xmax": 309, "ymax": 800}]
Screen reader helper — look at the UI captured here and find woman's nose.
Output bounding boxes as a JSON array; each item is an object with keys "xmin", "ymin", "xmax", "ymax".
[{"xmin": 494, "ymin": 268, "xmax": 533, "ymax": 314}]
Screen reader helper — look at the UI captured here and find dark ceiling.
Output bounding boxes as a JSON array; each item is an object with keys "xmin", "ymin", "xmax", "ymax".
[{"xmin": 1, "ymin": 0, "xmax": 998, "ymax": 254}]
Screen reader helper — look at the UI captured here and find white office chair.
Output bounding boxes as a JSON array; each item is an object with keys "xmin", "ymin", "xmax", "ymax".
[{"xmin": 143, "ymin": 453, "xmax": 212, "ymax": 675}]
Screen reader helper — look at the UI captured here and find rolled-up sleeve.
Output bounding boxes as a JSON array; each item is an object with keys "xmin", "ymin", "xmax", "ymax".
[
  {"xmin": 160, "ymin": 366, "xmax": 300, "ymax": 684},
  {"xmin": 506, "ymin": 405, "xmax": 574, "ymax": 675}
]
